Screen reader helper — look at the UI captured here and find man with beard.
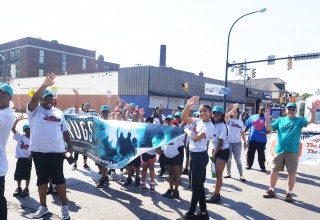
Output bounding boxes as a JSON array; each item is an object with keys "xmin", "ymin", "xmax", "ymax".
[{"xmin": 244, "ymin": 107, "xmax": 268, "ymax": 172}]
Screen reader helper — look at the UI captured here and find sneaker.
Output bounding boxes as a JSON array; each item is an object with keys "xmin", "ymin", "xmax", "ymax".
[
  {"xmin": 224, "ymin": 175, "xmax": 231, "ymax": 178},
  {"xmin": 240, "ymin": 176, "xmax": 246, "ymax": 182},
  {"xmin": 263, "ymin": 190, "xmax": 276, "ymax": 198},
  {"xmin": 124, "ymin": 177, "xmax": 132, "ymax": 186},
  {"xmin": 149, "ymin": 183, "xmax": 155, "ymax": 193},
  {"xmin": 158, "ymin": 171, "xmax": 165, "ymax": 177},
  {"xmin": 205, "ymin": 192, "xmax": 213, "ymax": 198},
  {"xmin": 83, "ymin": 164, "xmax": 91, "ymax": 170},
  {"xmin": 141, "ymin": 183, "xmax": 148, "ymax": 192},
  {"xmin": 52, "ymin": 186, "xmax": 58, "ymax": 195},
  {"xmin": 261, "ymin": 168, "xmax": 267, "ymax": 172},
  {"xmin": 176, "ymin": 211, "xmax": 195, "ymax": 220},
  {"xmin": 168, "ymin": 189, "xmax": 179, "ymax": 198},
  {"xmin": 32, "ymin": 205, "xmax": 49, "ymax": 218},
  {"xmin": 195, "ymin": 212, "xmax": 209, "ymax": 220},
  {"xmin": 163, "ymin": 189, "xmax": 173, "ymax": 197},
  {"xmin": 72, "ymin": 164, "xmax": 77, "ymax": 170},
  {"xmin": 206, "ymin": 193, "xmax": 221, "ymax": 204},
  {"xmin": 182, "ymin": 169, "xmax": 189, "ymax": 175},
  {"xmin": 285, "ymin": 193, "xmax": 294, "ymax": 203},
  {"xmin": 61, "ymin": 205, "xmax": 70, "ymax": 220},
  {"xmin": 96, "ymin": 178, "xmax": 107, "ymax": 188},
  {"xmin": 245, "ymin": 166, "xmax": 251, "ymax": 170},
  {"xmin": 134, "ymin": 177, "xmax": 140, "ymax": 186},
  {"xmin": 20, "ymin": 188, "xmax": 30, "ymax": 198},
  {"xmin": 13, "ymin": 187, "xmax": 22, "ymax": 197}
]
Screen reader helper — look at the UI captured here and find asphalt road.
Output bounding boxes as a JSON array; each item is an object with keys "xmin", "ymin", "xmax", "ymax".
[{"xmin": 5, "ymin": 117, "xmax": 320, "ymax": 220}]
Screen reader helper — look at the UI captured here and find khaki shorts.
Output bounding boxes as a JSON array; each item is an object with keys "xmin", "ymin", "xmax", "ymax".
[{"xmin": 272, "ymin": 152, "xmax": 299, "ymax": 174}]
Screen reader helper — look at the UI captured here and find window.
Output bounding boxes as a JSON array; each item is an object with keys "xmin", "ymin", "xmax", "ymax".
[
  {"xmin": 104, "ymin": 65, "xmax": 109, "ymax": 71},
  {"xmin": 82, "ymin": 58, "xmax": 87, "ymax": 70},
  {"xmin": 62, "ymin": 54, "xmax": 67, "ymax": 72},
  {"xmin": 39, "ymin": 69, "xmax": 44, "ymax": 77},
  {"xmin": 95, "ymin": 63, "xmax": 99, "ymax": 71},
  {"xmin": 9, "ymin": 49, "xmax": 20, "ymax": 64},
  {"xmin": 39, "ymin": 50, "xmax": 45, "ymax": 64}
]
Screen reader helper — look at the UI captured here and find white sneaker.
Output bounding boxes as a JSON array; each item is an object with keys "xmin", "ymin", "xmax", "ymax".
[
  {"xmin": 32, "ymin": 206, "xmax": 49, "ymax": 218},
  {"xmin": 61, "ymin": 205, "xmax": 70, "ymax": 220}
]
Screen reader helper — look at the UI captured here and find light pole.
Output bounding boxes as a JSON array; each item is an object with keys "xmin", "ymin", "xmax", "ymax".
[
  {"xmin": 0, "ymin": 53, "xmax": 5, "ymax": 83},
  {"xmin": 223, "ymin": 8, "xmax": 266, "ymax": 111}
]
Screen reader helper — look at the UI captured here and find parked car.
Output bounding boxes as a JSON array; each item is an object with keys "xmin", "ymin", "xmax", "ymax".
[{"xmin": 63, "ymin": 107, "xmax": 99, "ymax": 117}]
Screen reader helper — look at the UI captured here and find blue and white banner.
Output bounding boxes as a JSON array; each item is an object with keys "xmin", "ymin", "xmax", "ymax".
[{"xmin": 65, "ymin": 115, "xmax": 184, "ymax": 168}]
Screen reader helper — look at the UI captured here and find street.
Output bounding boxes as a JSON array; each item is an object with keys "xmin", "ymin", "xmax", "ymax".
[{"xmin": 5, "ymin": 119, "xmax": 320, "ymax": 220}]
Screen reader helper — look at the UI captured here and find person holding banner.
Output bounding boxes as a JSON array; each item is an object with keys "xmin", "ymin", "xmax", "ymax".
[
  {"xmin": 27, "ymin": 73, "xmax": 72, "ymax": 220},
  {"xmin": 263, "ymin": 102, "xmax": 317, "ymax": 203},
  {"xmin": 177, "ymin": 96, "xmax": 215, "ymax": 220}
]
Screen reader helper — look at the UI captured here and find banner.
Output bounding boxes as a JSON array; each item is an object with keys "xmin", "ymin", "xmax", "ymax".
[
  {"xmin": 267, "ymin": 133, "xmax": 320, "ymax": 165},
  {"xmin": 65, "ymin": 115, "xmax": 184, "ymax": 168}
]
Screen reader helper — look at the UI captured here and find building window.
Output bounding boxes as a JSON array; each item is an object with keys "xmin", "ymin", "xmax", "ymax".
[
  {"xmin": 82, "ymin": 58, "xmax": 87, "ymax": 70},
  {"xmin": 95, "ymin": 63, "xmax": 99, "ymax": 71},
  {"xmin": 62, "ymin": 54, "xmax": 67, "ymax": 72},
  {"xmin": 39, "ymin": 50, "xmax": 45, "ymax": 64},
  {"xmin": 104, "ymin": 65, "xmax": 109, "ymax": 71},
  {"xmin": 39, "ymin": 69, "xmax": 44, "ymax": 77},
  {"xmin": 9, "ymin": 49, "xmax": 20, "ymax": 64}
]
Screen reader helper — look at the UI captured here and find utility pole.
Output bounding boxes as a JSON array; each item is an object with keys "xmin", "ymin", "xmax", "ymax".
[{"xmin": 0, "ymin": 53, "xmax": 5, "ymax": 83}]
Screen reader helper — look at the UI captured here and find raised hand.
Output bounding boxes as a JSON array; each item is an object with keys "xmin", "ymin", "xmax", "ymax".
[
  {"xmin": 265, "ymin": 109, "xmax": 273, "ymax": 120},
  {"xmin": 186, "ymin": 96, "xmax": 199, "ymax": 109},
  {"xmin": 308, "ymin": 101, "xmax": 319, "ymax": 113},
  {"xmin": 43, "ymin": 73, "xmax": 56, "ymax": 87}
]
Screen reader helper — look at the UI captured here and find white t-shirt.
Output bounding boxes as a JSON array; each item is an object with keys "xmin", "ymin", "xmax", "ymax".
[
  {"xmin": 162, "ymin": 137, "xmax": 183, "ymax": 158},
  {"xmin": 211, "ymin": 122, "xmax": 229, "ymax": 150},
  {"xmin": 27, "ymin": 105, "xmax": 69, "ymax": 153},
  {"xmin": 13, "ymin": 132, "xmax": 31, "ymax": 158},
  {"xmin": 0, "ymin": 107, "xmax": 15, "ymax": 176},
  {"xmin": 188, "ymin": 118, "xmax": 215, "ymax": 153},
  {"xmin": 227, "ymin": 118, "xmax": 245, "ymax": 143}
]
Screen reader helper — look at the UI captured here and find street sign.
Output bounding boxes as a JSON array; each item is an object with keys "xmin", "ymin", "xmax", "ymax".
[
  {"xmin": 219, "ymin": 87, "xmax": 231, "ymax": 95},
  {"xmin": 267, "ymin": 55, "xmax": 275, "ymax": 65},
  {"xmin": 294, "ymin": 52, "xmax": 320, "ymax": 61}
]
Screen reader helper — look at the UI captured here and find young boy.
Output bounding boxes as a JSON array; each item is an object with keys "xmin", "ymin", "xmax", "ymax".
[{"xmin": 11, "ymin": 114, "xmax": 32, "ymax": 198}]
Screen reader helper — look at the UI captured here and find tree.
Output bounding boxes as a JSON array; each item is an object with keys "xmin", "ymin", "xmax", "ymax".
[{"xmin": 299, "ymin": 93, "xmax": 313, "ymax": 101}]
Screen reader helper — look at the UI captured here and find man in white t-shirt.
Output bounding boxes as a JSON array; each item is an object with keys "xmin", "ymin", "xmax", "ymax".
[
  {"xmin": 27, "ymin": 73, "xmax": 72, "ymax": 220},
  {"xmin": 0, "ymin": 83, "xmax": 15, "ymax": 220}
]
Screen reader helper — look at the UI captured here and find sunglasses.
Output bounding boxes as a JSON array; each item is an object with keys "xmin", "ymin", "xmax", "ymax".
[{"xmin": 287, "ymin": 108, "xmax": 296, "ymax": 112}]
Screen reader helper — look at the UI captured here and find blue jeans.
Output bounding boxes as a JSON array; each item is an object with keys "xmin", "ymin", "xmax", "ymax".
[
  {"xmin": 0, "ymin": 176, "xmax": 7, "ymax": 220},
  {"xmin": 188, "ymin": 151, "xmax": 209, "ymax": 214}
]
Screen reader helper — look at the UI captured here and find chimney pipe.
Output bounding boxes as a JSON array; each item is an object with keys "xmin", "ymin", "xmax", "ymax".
[{"xmin": 159, "ymin": 45, "xmax": 166, "ymax": 67}]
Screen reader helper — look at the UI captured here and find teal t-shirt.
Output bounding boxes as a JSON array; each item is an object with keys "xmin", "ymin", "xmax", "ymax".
[{"xmin": 271, "ymin": 117, "xmax": 307, "ymax": 154}]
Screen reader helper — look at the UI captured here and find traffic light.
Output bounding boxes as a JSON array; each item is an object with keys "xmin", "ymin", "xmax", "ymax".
[
  {"xmin": 287, "ymin": 57, "xmax": 292, "ymax": 70},
  {"xmin": 280, "ymin": 96, "xmax": 285, "ymax": 104},
  {"xmin": 238, "ymin": 64, "xmax": 243, "ymax": 75},
  {"xmin": 181, "ymin": 83, "xmax": 189, "ymax": 92},
  {"xmin": 251, "ymin": 68, "xmax": 256, "ymax": 78}
]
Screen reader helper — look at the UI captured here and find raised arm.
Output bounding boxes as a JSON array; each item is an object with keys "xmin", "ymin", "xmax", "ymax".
[
  {"xmin": 73, "ymin": 88, "xmax": 80, "ymax": 113},
  {"xmin": 182, "ymin": 96, "xmax": 199, "ymax": 124},
  {"xmin": 28, "ymin": 73, "xmax": 55, "ymax": 111},
  {"xmin": 225, "ymin": 103, "xmax": 239, "ymax": 123},
  {"xmin": 11, "ymin": 114, "xmax": 24, "ymax": 134},
  {"xmin": 265, "ymin": 109, "xmax": 273, "ymax": 132},
  {"xmin": 307, "ymin": 102, "xmax": 318, "ymax": 126}
]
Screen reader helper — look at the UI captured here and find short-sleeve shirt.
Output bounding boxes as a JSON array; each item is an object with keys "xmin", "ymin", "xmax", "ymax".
[
  {"xmin": 271, "ymin": 117, "xmax": 307, "ymax": 154},
  {"xmin": 27, "ymin": 105, "xmax": 69, "ymax": 153},
  {"xmin": 211, "ymin": 122, "xmax": 229, "ymax": 150},
  {"xmin": 0, "ymin": 107, "xmax": 15, "ymax": 176},
  {"xmin": 188, "ymin": 118, "xmax": 215, "ymax": 153},
  {"xmin": 162, "ymin": 136, "xmax": 183, "ymax": 158},
  {"xmin": 245, "ymin": 114, "xmax": 267, "ymax": 143},
  {"xmin": 13, "ymin": 132, "xmax": 31, "ymax": 158},
  {"xmin": 227, "ymin": 118, "xmax": 245, "ymax": 143}
]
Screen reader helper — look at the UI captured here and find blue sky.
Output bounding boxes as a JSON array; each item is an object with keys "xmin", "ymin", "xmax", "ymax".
[{"xmin": 2, "ymin": 0, "xmax": 319, "ymax": 95}]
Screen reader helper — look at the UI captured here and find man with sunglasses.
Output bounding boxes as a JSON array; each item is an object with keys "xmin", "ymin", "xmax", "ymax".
[{"xmin": 263, "ymin": 102, "xmax": 317, "ymax": 203}]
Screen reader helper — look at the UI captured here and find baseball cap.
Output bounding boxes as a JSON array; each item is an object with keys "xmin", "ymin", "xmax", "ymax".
[
  {"xmin": 212, "ymin": 106, "xmax": 224, "ymax": 114},
  {"xmin": 286, "ymin": 102, "xmax": 297, "ymax": 109},
  {"xmin": 165, "ymin": 115, "xmax": 175, "ymax": 120},
  {"xmin": 23, "ymin": 124, "xmax": 30, "ymax": 131},
  {"xmin": 193, "ymin": 111, "xmax": 200, "ymax": 117},
  {"xmin": 177, "ymin": 105, "xmax": 185, "ymax": 110},
  {"xmin": 41, "ymin": 89, "xmax": 54, "ymax": 98},
  {"xmin": 100, "ymin": 105, "xmax": 110, "ymax": 112},
  {"xmin": 0, "ymin": 83, "xmax": 13, "ymax": 97},
  {"xmin": 130, "ymin": 103, "xmax": 135, "ymax": 107},
  {"xmin": 174, "ymin": 112, "xmax": 182, "ymax": 117}
]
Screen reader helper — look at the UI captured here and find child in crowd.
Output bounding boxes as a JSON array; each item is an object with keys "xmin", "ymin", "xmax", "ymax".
[{"xmin": 11, "ymin": 114, "xmax": 32, "ymax": 198}]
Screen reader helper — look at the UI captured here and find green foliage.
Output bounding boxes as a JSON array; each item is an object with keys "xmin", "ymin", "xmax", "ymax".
[{"xmin": 299, "ymin": 93, "xmax": 313, "ymax": 101}]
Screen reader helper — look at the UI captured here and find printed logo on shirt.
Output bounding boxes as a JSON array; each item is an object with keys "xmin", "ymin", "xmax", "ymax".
[
  {"xmin": 253, "ymin": 119, "xmax": 265, "ymax": 131},
  {"xmin": 20, "ymin": 141, "xmax": 29, "ymax": 150},
  {"xmin": 43, "ymin": 113, "xmax": 61, "ymax": 122},
  {"xmin": 230, "ymin": 121, "xmax": 241, "ymax": 128}
]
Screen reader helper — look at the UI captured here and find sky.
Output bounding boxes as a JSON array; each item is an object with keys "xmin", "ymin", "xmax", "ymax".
[{"xmin": 1, "ymin": 0, "xmax": 320, "ymax": 95}]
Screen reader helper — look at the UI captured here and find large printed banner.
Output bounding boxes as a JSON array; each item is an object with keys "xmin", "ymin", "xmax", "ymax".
[
  {"xmin": 65, "ymin": 115, "xmax": 184, "ymax": 168},
  {"xmin": 267, "ymin": 133, "xmax": 320, "ymax": 165}
]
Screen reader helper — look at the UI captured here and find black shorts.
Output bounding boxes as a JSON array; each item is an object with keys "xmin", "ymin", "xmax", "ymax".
[
  {"xmin": 178, "ymin": 146, "xmax": 184, "ymax": 166},
  {"xmin": 216, "ymin": 148, "xmax": 230, "ymax": 162},
  {"xmin": 165, "ymin": 154, "xmax": 181, "ymax": 166},
  {"xmin": 127, "ymin": 156, "xmax": 141, "ymax": 167},
  {"xmin": 141, "ymin": 153, "xmax": 157, "ymax": 164},
  {"xmin": 14, "ymin": 158, "xmax": 32, "ymax": 181},
  {"xmin": 32, "ymin": 152, "xmax": 65, "ymax": 186}
]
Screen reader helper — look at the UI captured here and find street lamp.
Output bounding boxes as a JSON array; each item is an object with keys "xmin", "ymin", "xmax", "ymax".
[{"xmin": 223, "ymin": 8, "xmax": 267, "ymax": 111}]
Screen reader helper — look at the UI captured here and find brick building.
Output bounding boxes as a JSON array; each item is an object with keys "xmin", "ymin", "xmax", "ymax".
[{"xmin": 0, "ymin": 37, "xmax": 119, "ymax": 80}]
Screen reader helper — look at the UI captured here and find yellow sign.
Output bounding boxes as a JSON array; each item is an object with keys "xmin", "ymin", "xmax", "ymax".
[
  {"xmin": 29, "ymin": 89, "xmax": 35, "ymax": 97},
  {"xmin": 51, "ymin": 86, "xmax": 58, "ymax": 98}
]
